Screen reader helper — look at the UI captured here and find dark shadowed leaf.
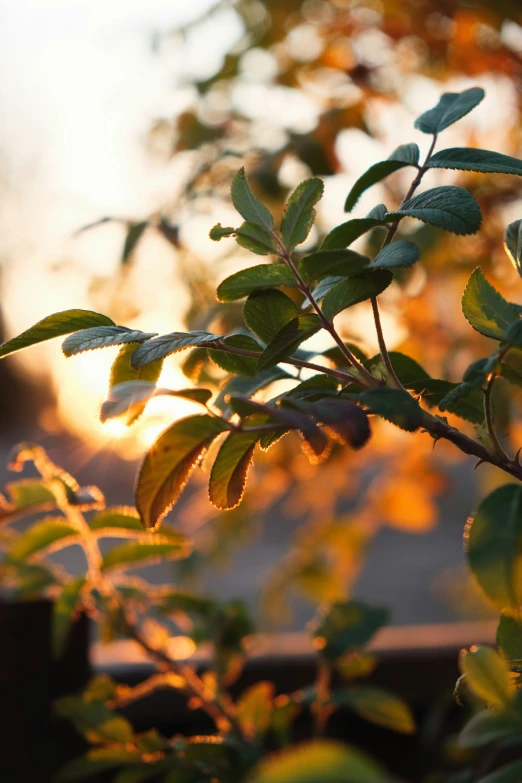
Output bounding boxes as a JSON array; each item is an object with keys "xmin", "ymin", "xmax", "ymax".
[
  {"xmin": 466, "ymin": 484, "xmax": 522, "ymax": 611},
  {"xmin": 505, "ymin": 219, "xmax": 522, "ymax": 278},
  {"xmin": 231, "ymin": 167, "xmax": 274, "ymax": 231},
  {"xmin": 208, "ymin": 334, "xmax": 261, "ymax": 376},
  {"xmin": 435, "ymin": 381, "xmax": 484, "ymax": 425},
  {"xmin": 371, "ymin": 240, "xmax": 420, "ymax": 270},
  {"xmin": 131, "ymin": 331, "xmax": 222, "ymax": 367},
  {"xmin": 62, "ymin": 326, "xmax": 156, "ymax": 356},
  {"xmin": 322, "ymin": 271, "xmax": 393, "ymax": 319},
  {"xmin": 235, "ymin": 222, "xmax": 279, "ymax": 255},
  {"xmin": 428, "ymin": 148, "xmax": 522, "ymax": 177},
  {"xmin": 385, "ymin": 186, "xmax": 482, "ymax": 236},
  {"xmin": 307, "ymin": 398, "xmax": 370, "ymax": 449},
  {"xmin": 388, "ymin": 143, "xmax": 420, "ymax": 165},
  {"xmin": 313, "ymin": 601, "xmax": 389, "ymax": 660},
  {"xmin": 414, "ymin": 87, "xmax": 485, "ymax": 134},
  {"xmin": 256, "ymin": 315, "xmax": 321, "ymax": 372},
  {"xmin": 214, "ymin": 367, "xmax": 291, "ymax": 413},
  {"xmin": 54, "ymin": 696, "xmax": 134, "ymax": 745},
  {"xmin": 243, "ymin": 289, "xmax": 298, "ymax": 343},
  {"xmin": 358, "ymin": 388, "xmax": 423, "ymax": 431},
  {"xmin": 122, "ymin": 221, "xmax": 147, "ymax": 263},
  {"xmin": 52, "ymin": 576, "xmax": 86, "ymax": 658},
  {"xmin": 366, "ymin": 351, "xmax": 430, "ymax": 387},
  {"xmin": 135, "ymin": 415, "xmax": 230, "ymax": 529},
  {"xmin": 209, "ymin": 223, "xmax": 235, "ymax": 241},
  {"xmin": 497, "ymin": 612, "xmax": 522, "ymax": 662},
  {"xmin": 299, "ymin": 249, "xmax": 369, "ymax": 283},
  {"xmin": 344, "ymin": 159, "xmax": 415, "ymax": 213},
  {"xmin": 332, "ymin": 686, "xmax": 415, "ymax": 734},
  {"xmin": 459, "ymin": 710, "xmax": 522, "ymax": 749},
  {"xmin": 217, "ymin": 264, "xmax": 297, "ymax": 302},
  {"xmin": 462, "ymin": 268, "xmax": 520, "ymax": 341},
  {"xmin": 321, "ymin": 217, "xmax": 386, "ymax": 250},
  {"xmin": 281, "ymin": 178, "xmax": 324, "ymax": 250},
  {"xmin": 209, "ymin": 431, "xmax": 259, "ymax": 510},
  {"xmin": 0, "ymin": 310, "xmax": 115, "ymax": 359},
  {"xmin": 54, "ymin": 749, "xmax": 142, "ymax": 783},
  {"xmin": 474, "ymin": 761, "xmax": 522, "ymax": 782}
]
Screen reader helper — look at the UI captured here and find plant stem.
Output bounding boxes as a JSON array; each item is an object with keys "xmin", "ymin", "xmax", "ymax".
[
  {"xmin": 313, "ymin": 661, "xmax": 332, "ymax": 737},
  {"xmin": 369, "ymin": 133, "xmax": 439, "ymax": 389},
  {"xmin": 484, "ymin": 370, "xmax": 511, "ymax": 463}
]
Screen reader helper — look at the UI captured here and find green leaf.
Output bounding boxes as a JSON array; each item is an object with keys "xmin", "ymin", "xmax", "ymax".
[
  {"xmin": 52, "ymin": 576, "xmax": 86, "ymax": 658},
  {"xmin": 459, "ymin": 646, "xmax": 514, "ymax": 707},
  {"xmin": 217, "ymin": 264, "xmax": 297, "ymax": 302},
  {"xmin": 322, "ymin": 343, "xmax": 368, "ymax": 367},
  {"xmin": 281, "ymin": 178, "xmax": 324, "ymax": 250},
  {"xmin": 313, "ymin": 601, "xmax": 389, "ymax": 660},
  {"xmin": 371, "ymin": 240, "xmax": 420, "ymax": 270},
  {"xmin": 8, "ymin": 517, "xmax": 78, "ymax": 561},
  {"xmin": 388, "ymin": 143, "xmax": 420, "ymax": 165},
  {"xmin": 505, "ymin": 219, "xmax": 522, "ymax": 278},
  {"xmin": 208, "ymin": 334, "xmax": 261, "ymax": 376},
  {"xmin": 250, "ymin": 740, "xmax": 391, "ymax": 783},
  {"xmin": 358, "ymin": 387, "xmax": 423, "ymax": 431},
  {"xmin": 466, "ymin": 484, "xmax": 522, "ymax": 610},
  {"xmin": 209, "ymin": 431, "xmax": 259, "ymax": 510},
  {"xmin": 463, "ymin": 268, "xmax": 520, "ymax": 341},
  {"xmin": 101, "ymin": 538, "xmax": 190, "ymax": 571},
  {"xmin": 505, "ymin": 321, "xmax": 522, "ymax": 347},
  {"xmin": 209, "ymin": 223, "xmax": 235, "ymax": 241},
  {"xmin": 231, "ymin": 167, "xmax": 274, "ymax": 230},
  {"xmin": 321, "ymin": 271, "xmax": 393, "ymax": 319},
  {"xmin": 332, "ymin": 686, "xmax": 415, "ymax": 734},
  {"xmin": 54, "ymin": 696, "xmax": 134, "ymax": 745},
  {"xmin": 414, "ymin": 87, "xmax": 485, "ymax": 134},
  {"xmin": 100, "ymin": 381, "xmax": 211, "ymax": 423},
  {"xmin": 367, "ymin": 204, "xmax": 388, "ymax": 220},
  {"xmin": 243, "ymin": 289, "xmax": 299, "ymax": 343},
  {"xmin": 131, "ymin": 331, "xmax": 222, "ymax": 368},
  {"xmin": 256, "ymin": 315, "xmax": 321, "ymax": 372},
  {"xmin": 135, "ymin": 415, "xmax": 230, "ymax": 529},
  {"xmin": 54, "ymin": 749, "xmax": 142, "ymax": 783},
  {"xmin": 122, "ymin": 221, "xmax": 147, "ymax": 264},
  {"xmin": 104, "ymin": 344, "xmax": 163, "ymax": 426},
  {"xmin": 385, "ymin": 186, "xmax": 482, "ymax": 236},
  {"xmin": 344, "ymin": 159, "xmax": 416, "ymax": 213},
  {"xmin": 0, "ymin": 478, "xmax": 57, "ymax": 522},
  {"xmin": 299, "ymin": 249, "xmax": 369, "ymax": 283},
  {"xmin": 62, "ymin": 326, "xmax": 155, "ymax": 356},
  {"xmin": 428, "ymin": 147, "xmax": 522, "ymax": 177},
  {"xmin": 321, "ymin": 217, "xmax": 385, "ymax": 251},
  {"xmin": 459, "ymin": 709, "xmax": 522, "ymax": 749},
  {"xmin": 0, "ymin": 309, "xmax": 115, "ymax": 359},
  {"xmin": 476, "ymin": 761, "xmax": 522, "ymax": 782},
  {"xmin": 366, "ymin": 351, "xmax": 430, "ymax": 387},
  {"xmin": 235, "ymin": 222, "xmax": 279, "ymax": 255},
  {"xmin": 237, "ymin": 681, "xmax": 274, "ymax": 740},
  {"xmin": 434, "ymin": 381, "xmax": 484, "ymax": 425},
  {"xmin": 90, "ymin": 507, "xmax": 142, "ymax": 532},
  {"xmin": 214, "ymin": 367, "xmax": 291, "ymax": 413},
  {"xmin": 306, "ymin": 398, "xmax": 370, "ymax": 449},
  {"xmin": 497, "ymin": 612, "xmax": 522, "ymax": 662}
]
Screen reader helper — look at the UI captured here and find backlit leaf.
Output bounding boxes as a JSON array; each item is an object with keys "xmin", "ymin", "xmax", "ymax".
[
  {"xmin": 0, "ymin": 309, "xmax": 115, "ymax": 359},
  {"xmin": 208, "ymin": 334, "xmax": 261, "ymax": 376},
  {"xmin": 135, "ymin": 415, "xmax": 230, "ymax": 529},
  {"xmin": 217, "ymin": 264, "xmax": 297, "ymax": 302},
  {"xmin": 209, "ymin": 431, "xmax": 259, "ymax": 510},
  {"xmin": 414, "ymin": 87, "xmax": 485, "ymax": 134},
  {"xmin": 322, "ymin": 271, "xmax": 393, "ymax": 319},
  {"xmin": 100, "ymin": 381, "xmax": 211, "ymax": 423},
  {"xmin": 371, "ymin": 240, "xmax": 420, "ymax": 270},
  {"xmin": 459, "ymin": 710, "xmax": 522, "ymax": 749},
  {"xmin": 90, "ymin": 507, "xmax": 142, "ymax": 532},
  {"xmin": 462, "ymin": 268, "xmax": 519, "ymax": 341},
  {"xmin": 459, "ymin": 646, "xmax": 514, "ymax": 707},
  {"xmin": 385, "ymin": 186, "xmax": 482, "ymax": 236},
  {"xmin": 332, "ymin": 686, "xmax": 415, "ymax": 734},
  {"xmin": 505, "ymin": 219, "xmax": 522, "ymax": 278},
  {"xmin": 8, "ymin": 518, "xmax": 78, "ymax": 561},
  {"xmin": 104, "ymin": 344, "xmax": 163, "ymax": 426},
  {"xmin": 466, "ymin": 484, "xmax": 522, "ymax": 610},
  {"xmin": 131, "ymin": 331, "xmax": 222, "ymax": 368},
  {"xmin": 281, "ymin": 178, "xmax": 324, "ymax": 250},
  {"xmin": 231, "ymin": 167, "xmax": 274, "ymax": 231},
  {"xmin": 306, "ymin": 398, "xmax": 370, "ymax": 449},
  {"xmin": 237, "ymin": 681, "xmax": 275, "ymax": 740},
  {"xmin": 62, "ymin": 326, "xmax": 156, "ymax": 356},
  {"xmin": 250, "ymin": 740, "xmax": 390, "ymax": 783},
  {"xmin": 101, "ymin": 538, "xmax": 190, "ymax": 571},
  {"xmin": 243, "ymin": 289, "xmax": 298, "ymax": 343}
]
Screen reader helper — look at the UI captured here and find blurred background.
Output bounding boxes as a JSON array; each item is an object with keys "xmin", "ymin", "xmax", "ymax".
[{"xmin": 2, "ymin": 0, "xmax": 522, "ymax": 631}]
